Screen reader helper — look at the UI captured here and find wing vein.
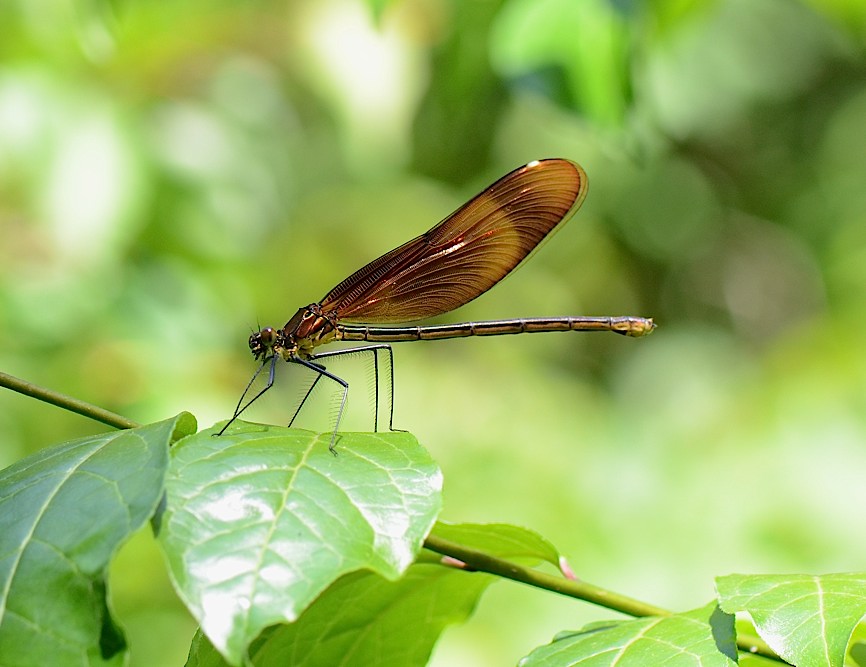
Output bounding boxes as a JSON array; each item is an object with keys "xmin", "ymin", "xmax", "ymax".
[{"xmin": 319, "ymin": 159, "xmax": 587, "ymax": 324}]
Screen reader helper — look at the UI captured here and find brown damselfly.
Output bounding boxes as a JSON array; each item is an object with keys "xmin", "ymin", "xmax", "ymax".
[{"xmin": 219, "ymin": 159, "xmax": 655, "ymax": 451}]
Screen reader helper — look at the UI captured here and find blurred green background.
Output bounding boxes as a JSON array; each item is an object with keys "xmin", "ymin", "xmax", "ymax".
[{"xmin": 2, "ymin": 0, "xmax": 866, "ymax": 664}]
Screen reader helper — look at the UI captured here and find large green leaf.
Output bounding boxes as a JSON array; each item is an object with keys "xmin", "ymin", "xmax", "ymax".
[
  {"xmin": 160, "ymin": 422, "xmax": 442, "ymax": 666},
  {"xmin": 0, "ymin": 413, "xmax": 192, "ymax": 666},
  {"xmin": 185, "ymin": 522, "xmax": 557, "ymax": 667},
  {"xmin": 187, "ymin": 564, "xmax": 492, "ymax": 667},
  {"xmin": 519, "ymin": 602, "xmax": 737, "ymax": 666},
  {"xmin": 717, "ymin": 572, "xmax": 866, "ymax": 667}
]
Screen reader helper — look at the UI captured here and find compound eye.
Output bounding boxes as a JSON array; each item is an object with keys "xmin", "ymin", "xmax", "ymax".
[
  {"xmin": 259, "ymin": 327, "xmax": 277, "ymax": 345},
  {"xmin": 249, "ymin": 327, "xmax": 277, "ymax": 359}
]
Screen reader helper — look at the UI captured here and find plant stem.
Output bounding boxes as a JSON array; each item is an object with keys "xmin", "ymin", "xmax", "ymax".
[
  {"xmin": 424, "ymin": 533, "xmax": 665, "ymax": 614},
  {"xmin": 0, "ymin": 371, "xmax": 140, "ymax": 430},
  {"xmin": 423, "ymin": 533, "xmax": 786, "ymax": 663}
]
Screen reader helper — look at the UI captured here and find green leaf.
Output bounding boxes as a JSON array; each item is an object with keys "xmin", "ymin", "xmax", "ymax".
[
  {"xmin": 717, "ymin": 572, "xmax": 866, "ymax": 667},
  {"xmin": 186, "ymin": 522, "xmax": 572, "ymax": 666},
  {"xmin": 851, "ymin": 640, "xmax": 866, "ymax": 666},
  {"xmin": 187, "ymin": 564, "xmax": 493, "ymax": 667},
  {"xmin": 0, "ymin": 413, "xmax": 191, "ymax": 666},
  {"xmin": 519, "ymin": 602, "xmax": 737, "ymax": 666},
  {"xmin": 427, "ymin": 521, "xmax": 562, "ymax": 568},
  {"xmin": 160, "ymin": 422, "xmax": 442, "ymax": 666}
]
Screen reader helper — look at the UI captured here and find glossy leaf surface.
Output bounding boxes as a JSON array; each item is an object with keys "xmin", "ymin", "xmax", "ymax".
[
  {"xmin": 186, "ymin": 522, "xmax": 558, "ymax": 667},
  {"xmin": 519, "ymin": 603, "xmax": 737, "ymax": 667},
  {"xmin": 717, "ymin": 572, "xmax": 866, "ymax": 667},
  {"xmin": 160, "ymin": 422, "xmax": 442, "ymax": 666},
  {"xmin": 0, "ymin": 413, "xmax": 192, "ymax": 666}
]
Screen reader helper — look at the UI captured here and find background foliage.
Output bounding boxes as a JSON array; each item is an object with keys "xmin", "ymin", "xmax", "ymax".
[{"xmin": 1, "ymin": 0, "xmax": 865, "ymax": 664}]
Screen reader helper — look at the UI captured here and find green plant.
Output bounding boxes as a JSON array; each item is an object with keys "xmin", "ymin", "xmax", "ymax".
[{"xmin": 3, "ymin": 372, "xmax": 866, "ymax": 666}]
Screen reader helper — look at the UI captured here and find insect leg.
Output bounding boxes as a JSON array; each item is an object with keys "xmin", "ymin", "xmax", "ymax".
[
  {"xmin": 290, "ymin": 356, "xmax": 349, "ymax": 455},
  {"xmin": 216, "ymin": 354, "xmax": 278, "ymax": 436},
  {"xmin": 310, "ymin": 344, "xmax": 395, "ymax": 433}
]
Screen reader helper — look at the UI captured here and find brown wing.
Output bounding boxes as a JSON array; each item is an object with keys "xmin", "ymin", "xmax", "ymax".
[{"xmin": 319, "ymin": 158, "xmax": 587, "ymax": 323}]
